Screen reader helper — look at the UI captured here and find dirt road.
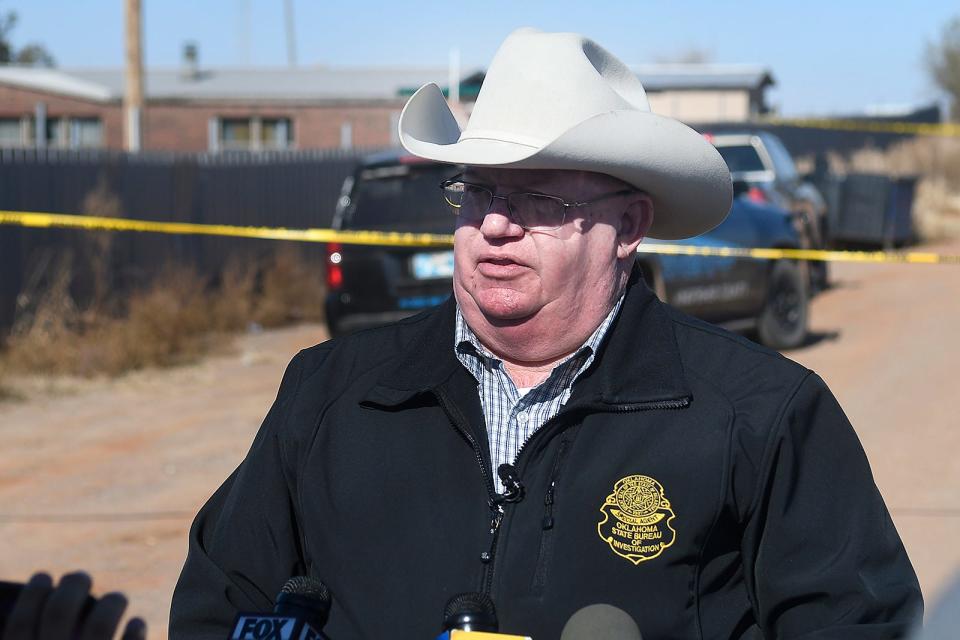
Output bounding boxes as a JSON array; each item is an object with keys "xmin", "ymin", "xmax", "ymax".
[{"xmin": 2, "ymin": 239, "xmax": 958, "ymax": 637}]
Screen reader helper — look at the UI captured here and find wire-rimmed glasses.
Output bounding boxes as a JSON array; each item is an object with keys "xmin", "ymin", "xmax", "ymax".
[{"xmin": 439, "ymin": 174, "xmax": 638, "ymax": 231}]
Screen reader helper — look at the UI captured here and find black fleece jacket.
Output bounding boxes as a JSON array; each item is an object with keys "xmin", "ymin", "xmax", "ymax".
[{"xmin": 171, "ymin": 271, "xmax": 922, "ymax": 639}]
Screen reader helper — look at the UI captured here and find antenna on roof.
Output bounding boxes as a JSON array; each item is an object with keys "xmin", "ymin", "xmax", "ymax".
[
  {"xmin": 182, "ymin": 42, "xmax": 200, "ymax": 80},
  {"xmin": 284, "ymin": 0, "xmax": 298, "ymax": 67}
]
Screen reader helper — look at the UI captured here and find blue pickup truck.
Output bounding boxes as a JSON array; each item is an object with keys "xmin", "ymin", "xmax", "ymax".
[{"xmin": 325, "ymin": 151, "xmax": 810, "ymax": 349}]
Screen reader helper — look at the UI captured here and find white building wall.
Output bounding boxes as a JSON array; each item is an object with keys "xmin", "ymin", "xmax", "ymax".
[{"xmin": 647, "ymin": 90, "xmax": 752, "ymax": 123}]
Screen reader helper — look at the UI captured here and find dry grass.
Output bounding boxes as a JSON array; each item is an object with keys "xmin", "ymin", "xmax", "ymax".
[
  {"xmin": 0, "ymin": 174, "xmax": 329, "ymax": 390},
  {"xmin": 80, "ymin": 172, "xmax": 122, "ymax": 310},
  {"xmin": 0, "ymin": 249, "xmax": 327, "ymax": 382},
  {"xmin": 252, "ymin": 247, "xmax": 326, "ymax": 328},
  {"xmin": 824, "ymin": 137, "xmax": 960, "ymax": 240},
  {"xmin": 3, "ymin": 262, "xmax": 219, "ymax": 377},
  {"xmin": 208, "ymin": 257, "xmax": 258, "ymax": 333}
]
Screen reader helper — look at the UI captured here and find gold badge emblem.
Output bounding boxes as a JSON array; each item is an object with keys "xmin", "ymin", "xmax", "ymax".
[{"xmin": 597, "ymin": 474, "xmax": 677, "ymax": 565}]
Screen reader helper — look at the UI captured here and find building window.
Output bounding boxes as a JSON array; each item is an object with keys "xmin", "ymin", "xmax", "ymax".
[
  {"xmin": 0, "ymin": 118, "xmax": 24, "ymax": 146},
  {"xmin": 260, "ymin": 118, "xmax": 290, "ymax": 149},
  {"xmin": 45, "ymin": 117, "xmax": 66, "ymax": 147},
  {"xmin": 70, "ymin": 118, "xmax": 103, "ymax": 148},
  {"xmin": 2, "ymin": 116, "xmax": 103, "ymax": 149},
  {"xmin": 340, "ymin": 121, "xmax": 353, "ymax": 150},
  {"xmin": 215, "ymin": 116, "xmax": 293, "ymax": 151},
  {"xmin": 220, "ymin": 118, "xmax": 253, "ymax": 150}
]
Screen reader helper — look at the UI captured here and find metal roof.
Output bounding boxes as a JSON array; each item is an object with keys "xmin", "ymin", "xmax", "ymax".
[
  {"xmin": 0, "ymin": 67, "xmax": 114, "ymax": 102},
  {"xmin": 0, "ymin": 63, "xmax": 774, "ymax": 103},
  {"xmin": 632, "ymin": 64, "xmax": 774, "ymax": 91},
  {"xmin": 73, "ymin": 66, "xmax": 460, "ymax": 101}
]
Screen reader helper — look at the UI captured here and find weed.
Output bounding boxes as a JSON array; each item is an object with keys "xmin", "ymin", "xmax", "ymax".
[
  {"xmin": 253, "ymin": 248, "xmax": 326, "ymax": 328},
  {"xmin": 0, "ymin": 248, "xmax": 327, "ymax": 379}
]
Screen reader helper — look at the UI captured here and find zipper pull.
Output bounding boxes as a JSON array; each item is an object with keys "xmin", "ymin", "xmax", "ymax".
[
  {"xmin": 480, "ymin": 505, "xmax": 504, "ymax": 564},
  {"xmin": 542, "ymin": 481, "xmax": 556, "ymax": 530},
  {"xmin": 541, "ymin": 439, "xmax": 569, "ymax": 530}
]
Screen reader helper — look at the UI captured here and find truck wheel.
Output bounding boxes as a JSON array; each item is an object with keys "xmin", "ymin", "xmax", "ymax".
[{"xmin": 756, "ymin": 260, "xmax": 809, "ymax": 350}]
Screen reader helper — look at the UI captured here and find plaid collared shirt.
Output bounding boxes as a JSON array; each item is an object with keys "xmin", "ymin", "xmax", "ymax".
[{"xmin": 454, "ymin": 297, "xmax": 624, "ymax": 493}]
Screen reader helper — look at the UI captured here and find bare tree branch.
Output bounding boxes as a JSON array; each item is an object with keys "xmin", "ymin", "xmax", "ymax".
[{"xmin": 926, "ymin": 16, "xmax": 960, "ymax": 121}]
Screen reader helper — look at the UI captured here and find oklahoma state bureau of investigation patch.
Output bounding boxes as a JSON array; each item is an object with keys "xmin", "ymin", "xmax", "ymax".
[{"xmin": 597, "ymin": 474, "xmax": 677, "ymax": 565}]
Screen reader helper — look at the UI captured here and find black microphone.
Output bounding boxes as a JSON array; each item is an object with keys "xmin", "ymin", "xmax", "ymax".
[
  {"xmin": 442, "ymin": 592, "xmax": 498, "ymax": 633},
  {"xmin": 228, "ymin": 576, "xmax": 331, "ymax": 640},
  {"xmin": 559, "ymin": 604, "xmax": 642, "ymax": 640},
  {"xmin": 496, "ymin": 464, "xmax": 525, "ymax": 503},
  {"xmin": 436, "ymin": 592, "xmax": 531, "ymax": 639}
]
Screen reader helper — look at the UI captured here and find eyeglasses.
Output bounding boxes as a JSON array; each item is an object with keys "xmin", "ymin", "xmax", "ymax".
[{"xmin": 439, "ymin": 174, "xmax": 639, "ymax": 231}]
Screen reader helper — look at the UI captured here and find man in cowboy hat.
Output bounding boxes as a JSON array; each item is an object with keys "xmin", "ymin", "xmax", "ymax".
[{"xmin": 171, "ymin": 29, "xmax": 921, "ymax": 639}]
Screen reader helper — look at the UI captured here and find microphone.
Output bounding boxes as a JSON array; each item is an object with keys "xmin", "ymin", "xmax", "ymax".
[
  {"xmin": 496, "ymin": 464, "xmax": 525, "ymax": 503},
  {"xmin": 443, "ymin": 592, "xmax": 498, "ymax": 632},
  {"xmin": 560, "ymin": 604, "xmax": 642, "ymax": 640},
  {"xmin": 435, "ymin": 592, "xmax": 531, "ymax": 640},
  {"xmin": 228, "ymin": 576, "xmax": 331, "ymax": 640}
]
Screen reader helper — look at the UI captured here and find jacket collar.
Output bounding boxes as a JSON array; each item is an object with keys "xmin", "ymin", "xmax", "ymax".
[{"xmin": 363, "ymin": 265, "xmax": 691, "ymax": 408}]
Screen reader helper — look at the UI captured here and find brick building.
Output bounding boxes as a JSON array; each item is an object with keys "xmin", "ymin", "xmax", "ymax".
[{"xmin": 0, "ymin": 63, "xmax": 773, "ymax": 152}]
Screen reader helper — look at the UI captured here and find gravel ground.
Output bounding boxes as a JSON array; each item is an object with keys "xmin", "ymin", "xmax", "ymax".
[{"xmin": 2, "ymin": 238, "xmax": 958, "ymax": 637}]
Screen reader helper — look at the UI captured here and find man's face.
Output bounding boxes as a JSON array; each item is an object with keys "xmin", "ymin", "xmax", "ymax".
[{"xmin": 453, "ymin": 168, "xmax": 640, "ymax": 333}]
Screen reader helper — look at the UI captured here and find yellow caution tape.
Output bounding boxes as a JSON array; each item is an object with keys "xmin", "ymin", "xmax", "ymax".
[
  {"xmin": 2, "ymin": 209, "xmax": 958, "ymax": 265},
  {"xmin": 637, "ymin": 243, "xmax": 959, "ymax": 265},
  {"xmin": 0, "ymin": 210, "xmax": 454, "ymax": 248},
  {"xmin": 761, "ymin": 117, "xmax": 960, "ymax": 138}
]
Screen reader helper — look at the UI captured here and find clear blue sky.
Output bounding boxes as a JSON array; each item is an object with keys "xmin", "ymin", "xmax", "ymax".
[{"xmin": 4, "ymin": 0, "xmax": 957, "ymax": 116}]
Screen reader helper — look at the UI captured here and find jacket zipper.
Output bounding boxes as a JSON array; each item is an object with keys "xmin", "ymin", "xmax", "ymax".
[
  {"xmin": 542, "ymin": 438, "xmax": 570, "ymax": 531},
  {"xmin": 432, "ymin": 388, "xmax": 502, "ymax": 594},
  {"xmin": 531, "ymin": 437, "xmax": 571, "ymax": 592},
  {"xmin": 434, "ymin": 388, "xmax": 496, "ymax": 498},
  {"xmin": 509, "ymin": 397, "xmax": 690, "ymax": 469}
]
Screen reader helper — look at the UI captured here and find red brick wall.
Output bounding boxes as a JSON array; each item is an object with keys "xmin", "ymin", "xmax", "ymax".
[
  {"xmin": 0, "ymin": 84, "xmax": 123, "ymax": 147},
  {"xmin": 0, "ymin": 83, "xmax": 406, "ymax": 152},
  {"xmin": 144, "ymin": 101, "xmax": 404, "ymax": 151}
]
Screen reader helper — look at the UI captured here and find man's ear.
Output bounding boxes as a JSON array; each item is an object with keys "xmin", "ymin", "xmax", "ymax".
[{"xmin": 617, "ymin": 194, "xmax": 654, "ymax": 259}]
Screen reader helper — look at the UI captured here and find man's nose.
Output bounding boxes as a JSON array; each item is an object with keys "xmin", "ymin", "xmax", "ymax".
[{"xmin": 478, "ymin": 195, "xmax": 524, "ymax": 238}]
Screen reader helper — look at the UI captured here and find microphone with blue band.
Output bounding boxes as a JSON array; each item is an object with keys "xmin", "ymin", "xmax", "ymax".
[{"xmin": 228, "ymin": 577, "xmax": 331, "ymax": 640}]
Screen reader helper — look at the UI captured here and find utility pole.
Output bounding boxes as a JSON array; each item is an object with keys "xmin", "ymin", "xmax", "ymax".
[
  {"xmin": 284, "ymin": 0, "xmax": 297, "ymax": 67},
  {"xmin": 124, "ymin": 0, "xmax": 144, "ymax": 151}
]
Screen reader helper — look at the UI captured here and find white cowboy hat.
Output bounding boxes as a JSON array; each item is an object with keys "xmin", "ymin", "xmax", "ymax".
[{"xmin": 398, "ymin": 28, "xmax": 732, "ymax": 240}]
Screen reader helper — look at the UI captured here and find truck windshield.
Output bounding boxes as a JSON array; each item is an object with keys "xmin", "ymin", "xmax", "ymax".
[
  {"xmin": 716, "ymin": 145, "xmax": 766, "ymax": 175},
  {"xmin": 345, "ymin": 163, "xmax": 458, "ymax": 233}
]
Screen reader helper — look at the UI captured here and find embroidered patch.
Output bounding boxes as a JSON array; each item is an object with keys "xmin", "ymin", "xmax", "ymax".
[{"xmin": 597, "ymin": 474, "xmax": 677, "ymax": 565}]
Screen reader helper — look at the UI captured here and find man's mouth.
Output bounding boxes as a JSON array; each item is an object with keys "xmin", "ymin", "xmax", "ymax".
[{"xmin": 477, "ymin": 257, "xmax": 527, "ymax": 277}]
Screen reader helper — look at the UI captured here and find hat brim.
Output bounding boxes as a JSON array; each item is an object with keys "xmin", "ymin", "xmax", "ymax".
[{"xmin": 399, "ymin": 83, "xmax": 733, "ymax": 240}]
